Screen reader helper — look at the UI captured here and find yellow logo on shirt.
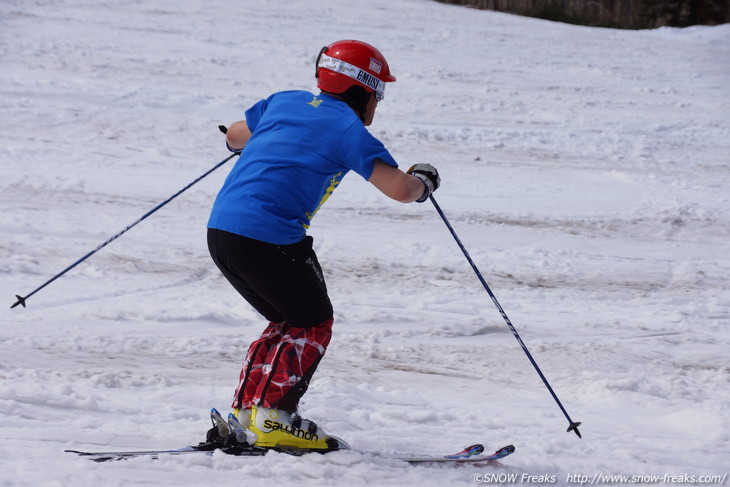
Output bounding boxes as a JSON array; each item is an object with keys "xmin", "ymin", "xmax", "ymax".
[
  {"xmin": 307, "ymin": 96, "xmax": 324, "ymax": 108},
  {"xmin": 304, "ymin": 172, "xmax": 343, "ymax": 227}
]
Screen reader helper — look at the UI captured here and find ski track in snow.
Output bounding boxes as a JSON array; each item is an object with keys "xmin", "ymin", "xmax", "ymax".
[{"xmin": 1, "ymin": 0, "xmax": 729, "ymax": 485}]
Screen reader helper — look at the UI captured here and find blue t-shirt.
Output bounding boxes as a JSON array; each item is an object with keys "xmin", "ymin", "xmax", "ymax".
[{"xmin": 208, "ymin": 90, "xmax": 398, "ymax": 244}]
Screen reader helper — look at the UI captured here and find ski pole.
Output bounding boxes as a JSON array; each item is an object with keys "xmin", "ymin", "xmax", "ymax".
[
  {"xmin": 429, "ymin": 194, "xmax": 582, "ymax": 438},
  {"xmin": 11, "ymin": 151, "xmax": 239, "ymax": 309}
]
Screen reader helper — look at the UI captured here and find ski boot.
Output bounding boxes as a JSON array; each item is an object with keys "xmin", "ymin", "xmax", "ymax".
[{"xmin": 249, "ymin": 405, "xmax": 350, "ymax": 452}]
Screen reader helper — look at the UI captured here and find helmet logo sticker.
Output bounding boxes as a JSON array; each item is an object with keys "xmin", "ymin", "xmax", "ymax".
[
  {"xmin": 356, "ymin": 70, "xmax": 380, "ymax": 92},
  {"xmin": 369, "ymin": 58, "xmax": 382, "ymax": 74}
]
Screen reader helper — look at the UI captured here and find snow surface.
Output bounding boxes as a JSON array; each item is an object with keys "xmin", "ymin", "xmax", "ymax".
[{"xmin": 1, "ymin": 0, "xmax": 729, "ymax": 485}]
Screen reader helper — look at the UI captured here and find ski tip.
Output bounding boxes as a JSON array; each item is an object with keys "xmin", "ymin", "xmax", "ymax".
[
  {"xmin": 485, "ymin": 445, "xmax": 515, "ymax": 461},
  {"xmin": 568, "ymin": 421, "xmax": 583, "ymax": 438},
  {"xmin": 465, "ymin": 444, "xmax": 485, "ymax": 456},
  {"xmin": 218, "ymin": 125, "xmax": 228, "ymax": 134},
  {"xmin": 445, "ymin": 443, "xmax": 485, "ymax": 459},
  {"xmin": 11, "ymin": 295, "xmax": 26, "ymax": 309}
]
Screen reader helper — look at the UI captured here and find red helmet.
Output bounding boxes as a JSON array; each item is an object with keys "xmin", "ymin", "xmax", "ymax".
[{"xmin": 316, "ymin": 40, "xmax": 396, "ymax": 102}]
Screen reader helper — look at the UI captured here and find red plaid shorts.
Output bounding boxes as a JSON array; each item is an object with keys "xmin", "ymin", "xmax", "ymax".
[{"xmin": 232, "ymin": 318, "xmax": 333, "ymax": 411}]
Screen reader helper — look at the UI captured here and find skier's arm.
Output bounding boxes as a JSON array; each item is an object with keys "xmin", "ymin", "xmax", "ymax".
[
  {"xmin": 226, "ymin": 120, "xmax": 252, "ymax": 151},
  {"xmin": 368, "ymin": 159, "xmax": 439, "ymax": 203}
]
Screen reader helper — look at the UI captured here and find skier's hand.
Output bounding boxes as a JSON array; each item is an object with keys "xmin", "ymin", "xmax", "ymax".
[
  {"xmin": 407, "ymin": 163, "xmax": 440, "ymax": 203},
  {"xmin": 220, "ymin": 120, "xmax": 251, "ymax": 153}
]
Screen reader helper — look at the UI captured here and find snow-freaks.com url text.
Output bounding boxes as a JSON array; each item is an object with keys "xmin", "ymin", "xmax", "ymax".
[{"xmin": 473, "ymin": 472, "xmax": 728, "ymax": 485}]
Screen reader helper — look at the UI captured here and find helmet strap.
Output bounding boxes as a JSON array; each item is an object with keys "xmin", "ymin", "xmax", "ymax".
[{"xmin": 315, "ymin": 46, "xmax": 328, "ymax": 79}]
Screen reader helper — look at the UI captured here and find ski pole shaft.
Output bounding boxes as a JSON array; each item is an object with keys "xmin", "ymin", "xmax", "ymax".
[
  {"xmin": 11, "ymin": 152, "xmax": 239, "ymax": 309},
  {"xmin": 429, "ymin": 194, "xmax": 582, "ymax": 438}
]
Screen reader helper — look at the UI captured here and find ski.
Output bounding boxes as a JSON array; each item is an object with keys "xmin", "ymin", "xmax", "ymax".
[
  {"xmin": 65, "ymin": 443, "xmax": 515, "ymax": 464},
  {"xmin": 64, "ymin": 445, "xmax": 256, "ymax": 462},
  {"xmin": 393, "ymin": 444, "xmax": 515, "ymax": 463},
  {"xmin": 65, "ymin": 408, "xmax": 514, "ymax": 463}
]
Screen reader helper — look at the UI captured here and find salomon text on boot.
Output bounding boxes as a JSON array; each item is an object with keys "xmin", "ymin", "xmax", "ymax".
[{"xmin": 249, "ymin": 405, "xmax": 349, "ymax": 452}]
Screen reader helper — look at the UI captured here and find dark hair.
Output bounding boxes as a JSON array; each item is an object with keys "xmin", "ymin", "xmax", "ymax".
[{"xmin": 336, "ymin": 85, "xmax": 372, "ymax": 122}]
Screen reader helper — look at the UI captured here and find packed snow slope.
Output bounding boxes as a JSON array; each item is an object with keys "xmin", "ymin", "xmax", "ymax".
[{"xmin": 1, "ymin": 0, "xmax": 729, "ymax": 485}]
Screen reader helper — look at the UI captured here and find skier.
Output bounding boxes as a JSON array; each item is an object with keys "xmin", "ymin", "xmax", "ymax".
[{"xmin": 207, "ymin": 40, "xmax": 440, "ymax": 451}]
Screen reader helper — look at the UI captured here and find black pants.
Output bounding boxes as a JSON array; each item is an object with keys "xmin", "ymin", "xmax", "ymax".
[{"xmin": 207, "ymin": 229, "xmax": 333, "ymax": 327}]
